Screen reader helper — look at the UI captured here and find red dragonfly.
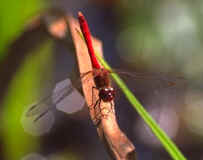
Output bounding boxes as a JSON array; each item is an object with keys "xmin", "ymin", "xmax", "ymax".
[{"xmin": 24, "ymin": 12, "xmax": 183, "ymax": 134}]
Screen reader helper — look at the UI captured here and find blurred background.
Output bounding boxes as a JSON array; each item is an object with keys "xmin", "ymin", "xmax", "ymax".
[{"xmin": 1, "ymin": 0, "xmax": 203, "ymax": 159}]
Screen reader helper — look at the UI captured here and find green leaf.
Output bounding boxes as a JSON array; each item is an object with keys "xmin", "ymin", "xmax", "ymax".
[
  {"xmin": 0, "ymin": 0, "xmax": 45, "ymax": 60},
  {"xmin": 2, "ymin": 41, "xmax": 53, "ymax": 160}
]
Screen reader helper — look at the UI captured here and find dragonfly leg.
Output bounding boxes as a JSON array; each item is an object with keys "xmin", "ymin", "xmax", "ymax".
[
  {"xmin": 92, "ymin": 100, "xmax": 112, "ymax": 125},
  {"xmin": 80, "ymin": 70, "xmax": 92, "ymax": 80},
  {"xmin": 94, "ymin": 100, "xmax": 112, "ymax": 122},
  {"xmin": 89, "ymin": 86, "xmax": 98, "ymax": 110},
  {"xmin": 91, "ymin": 99, "xmax": 101, "ymax": 125}
]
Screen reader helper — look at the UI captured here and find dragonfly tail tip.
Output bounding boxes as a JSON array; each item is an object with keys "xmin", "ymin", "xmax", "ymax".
[{"xmin": 78, "ymin": 11, "xmax": 83, "ymax": 17}]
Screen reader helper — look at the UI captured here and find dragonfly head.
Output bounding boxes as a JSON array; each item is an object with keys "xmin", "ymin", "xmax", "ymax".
[{"xmin": 99, "ymin": 87, "xmax": 115, "ymax": 102}]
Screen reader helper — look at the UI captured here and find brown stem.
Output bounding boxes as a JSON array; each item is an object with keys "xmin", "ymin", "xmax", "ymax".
[{"xmin": 67, "ymin": 14, "xmax": 136, "ymax": 160}]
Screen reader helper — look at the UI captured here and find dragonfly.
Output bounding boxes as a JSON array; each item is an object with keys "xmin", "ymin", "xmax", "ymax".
[{"xmin": 24, "ymin": 12, "xmax": 184, "ymax": 135}]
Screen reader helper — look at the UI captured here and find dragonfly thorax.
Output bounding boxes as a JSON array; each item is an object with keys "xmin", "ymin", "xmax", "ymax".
[
  {"xmin": 93, "ymin": 68, "xmax": 111, "ymax": 89},
  {"xmin": 99, "ymin": 87, "xmax": 115, "ymax": 102}
]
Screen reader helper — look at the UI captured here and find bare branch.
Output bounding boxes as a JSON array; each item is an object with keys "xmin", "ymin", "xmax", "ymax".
[{"xmin": 67, "ymin": 14, "xmax": 136, "ymax": 160}]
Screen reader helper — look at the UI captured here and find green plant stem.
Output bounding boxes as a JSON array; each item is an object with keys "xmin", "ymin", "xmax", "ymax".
[{"xmin": 96, "ymin": 53, "xmax": 186, "ymax": 160}]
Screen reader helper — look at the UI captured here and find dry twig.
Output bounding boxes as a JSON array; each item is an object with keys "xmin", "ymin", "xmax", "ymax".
[{"xmin": 67, "ymin": 14, "xmax": 136, "ymax": 160}]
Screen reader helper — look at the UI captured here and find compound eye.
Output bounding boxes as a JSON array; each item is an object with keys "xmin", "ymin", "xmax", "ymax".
[
  {"xmin": 105, "ymin": 88, "xmax": 108, "ymax": 91},
  {"xmin": 99, "ymin": 88, "xmax": 115, "ymax": 102},
  {"xmin": 109, "ymin": 87, "xmax": 113, "ymax": 91}
]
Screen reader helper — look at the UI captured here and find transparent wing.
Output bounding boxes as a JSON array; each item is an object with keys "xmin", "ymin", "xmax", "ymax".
[
  {"xmin": 26, "ymin": 78, "xmax": 85, "ymax": 121},
  {"xmin": 52, "ymin": 79, "xmax": 85, "ymax": 114},
  {"xmin": 110, "ymin": 69, "xmax": 186, "ymax": 88},
  {"xmin": 26, "ymin": 95, "xmax": 53, "ymax": 122}
]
